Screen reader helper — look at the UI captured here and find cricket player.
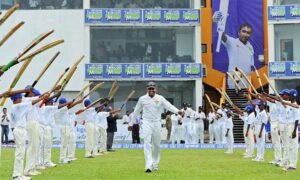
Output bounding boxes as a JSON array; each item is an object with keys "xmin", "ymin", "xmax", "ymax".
[
  {"xmin": 213, "ymin": 11, "xmax": 254, "ymax": 88},
  {"xmin": 225, "ymin": 110, "xmax": 234, "ymax": 153},
  {"xmin": 182, "ymin": 104, "xmax": 195, "ymax": 144},
  {"xmin": 252, "ymin": 101, "xmax": 268, "ymax": 162},
  {"xmin": 68, "ymin": 112, "xmax": 77, "ymax": 161},
  {"xmin": 170, "ymin": 113, "xmax": 182, "ymax": 144},
  {"xmin": 97, "ymin": 107, "xmax": 110, "ymax": 155},
  {"xmin": 82, "ymin": 99, "xmax": 97, "ymax": 157},
  {"xmin": 207, "ymin": 107, "xmax": 216, "ymax": 144},
  {"xmin": 128, "ymin": 82, "xmax": 183, "ymax": 173},
  {"xmin": 216, "ymin": 103, "xmax": 228, "ymax": 144},
  {"xmin": 240, "ymin": 105, "xmax": 255, "ymax": 158},
  {"xmin": 194, "ymin": 106, "xmax": 206, "ymax": 144}
]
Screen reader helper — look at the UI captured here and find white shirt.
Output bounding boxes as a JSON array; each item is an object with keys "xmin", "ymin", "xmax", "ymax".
[
  {"xmin": 10, "ymin": 102, "xmax": 31, "ymax": 128},
  {"xmin": 54, "ymin": 107, "xmax": 70, "ymax": 125},
  {"xmin": 182, "ymin": 107, "xmax": 195, "ymax": 123},
  {"xmin": 0, "ymin": 113, "xmax": 10, "ymax": 126},
  {"xmin": 216, "ymin": 108, "xmax": 227, "ymax": 123},
  {"xmin": 284, "ymin": 101, "xmax": 300, "ymax": 124},
  {"xmin": 131, "ymin": 94, "xmax": 179, "ymax": 126},
  {"xmin": 223, "ymin": 35, "xmax": 254, "ymax": 76},
  {"xmin": 207, "ymin": 112, "xmax": 216, "ymax": 124},
  {"xmin": 276, "ymin": 101, "xmax": 288, "ymax": 124},
  {"xmin": 97, "ymin": 112, "xmax": 110, "ymax": 129},
  {"xmin": 40, "ymin": 105, "xmax": 58, "ymax": 127},
  {"xmin": 170, "ymin": 114, "xmax": 181, "ymax": 127},
  {"xmin": 194, "ymin": 111, "xmax": 206, "ymax": 123},
  {"xmin": 122, "ymin": 114, "xmax": 130, "ymax": 124},
  {"xmin": 24, "ymin": 97, "xmax": 40, "ymax": 122},
  {"xmin": 83, "ymin": 107, "xmax": 97, "ymax": 124},
  {"xmin": 255, "ymin": 109, "xmax": 268, "ymax": 125},
  {"xmin": 225, "ymin": 117, "xmax": 233, "ymax": 129},
  {"xmin": 266, "ymin": 101, "xmax": 279, "ymax": 122}
]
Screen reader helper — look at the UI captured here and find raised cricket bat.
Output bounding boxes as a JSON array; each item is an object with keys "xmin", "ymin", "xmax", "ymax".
[{"xmin": 216, "ymin": 0, "xmax": 229, "ymax": 52}]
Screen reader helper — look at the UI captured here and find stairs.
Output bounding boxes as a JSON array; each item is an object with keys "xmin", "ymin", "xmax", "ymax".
[{"xmin": 226, "ymin": 88, "xmax": 249, "ymax": 143}]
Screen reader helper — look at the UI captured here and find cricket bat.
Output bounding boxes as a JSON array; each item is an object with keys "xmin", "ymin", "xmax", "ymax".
[{"xmin": 216, "ymin": 0, "xmax": 229, "ymax": 52}]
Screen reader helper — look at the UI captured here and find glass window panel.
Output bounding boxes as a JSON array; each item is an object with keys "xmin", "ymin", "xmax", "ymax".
[
  {"xmin": 90, "ymin": 0, "xmax": 191, "ymax": 9},
  {"xmin": 90, "ymin": 27, "xmax": 194, "ymax": 63},
  {"xmin": 274, "ymin": 24, "xmax": 300, "ymax": 61},
  {"xmin": 273, "ymin": 0, "xmax": 300, "ymax": 5}
]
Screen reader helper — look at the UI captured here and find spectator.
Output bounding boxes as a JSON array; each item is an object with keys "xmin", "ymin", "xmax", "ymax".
[
  {"xmin": 122, "ymin": 111, "xmax": 131, "ymax": 124},
  {"xmin": 1, "ymin": 107, "xmax": 10, "ymax": 144},
  {"xmin": 127, "ymin": 0, "xmax": 139, "ymax": 8},
  {"xmin": 130, "ymin": 111, "xmax": 141, "ymax": 144},
  {"xmin": 106, "ymin": 107, "xmax": 120, "ymax": 152},
  {"xmin": 117, "ymin": 45, "xmax": 125, "ymax": 58},
  {"xmin": 165, "ymin": 111, "xmax": 172, "ymax": 141},
  {"xmin": 114, "ymin": 0, "xmax": 124, "ymax": 8}
]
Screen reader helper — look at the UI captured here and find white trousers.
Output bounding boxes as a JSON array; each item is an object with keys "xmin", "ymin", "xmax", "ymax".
[
  {"xmin": 270, "ymin": 121, "xmax": 282, "ymax": 161},
  {"xmin": 13, "ymin": 127, "xmax": 26, "ymax": 177},
  {"xmin": 243, "ymin": 126, "xmax": 254, "ymax": 156},
  {"xmin": 183, "ymin": 122, "xmax": 193, "ymax": 144},
  {"xmin": 85, "ymin": 122, "xmax": 95, "ymax": 156},
  {"xmin": 68, "ymin": 129, "xmax": 76, "ymax": 159},
  {"xmin": 37, "ymin": 124, "xmax": 45, "ymax": 166},
  {"xmin": 43, "ymin": 125, "xmax": 53, "ymax": 164},
  {"xmin": 143, "ymin": 121, "xmax": 161, "ymax": 170},
  {"xmin": 24, "ymin": 120, "xmax": 39, "ymax": 173},
  {"xmin": 214, "ymin": 123, "xmax": 222, "ymax": 144},
  {"xmin": 279, "ymin": 123, "xmax": 288, "ymax": 165},
  {"xmin": 170, "ymin": 125, "xmax": 181, "ymax": 144},
  {"xmin": 0, "ymin": 127, "xmax": 2, "ymax": 159},
  {"xmin": 208, "ymin": 124, "xmax": 216, "ymax": 144},
  {"xmin": 226, "ymin": 128, "xmax": 234, "ymax": 152},
  {"xmin": 219, "ymin": 122, "xmax": 226, "ymax": 144},
  {"xmin": 194, "ymin": 122, "xmax": 204, "ymax": 144},
  {"xmin": 287, "ymin": 123, "xmax": 298, "ymax": 168},
  {"xmin": 99, "ymin": 127, "xmax": 107, "ymax": 153},
  {"xmin": 255, "ymin": 125, "xmax": 266, "ymax": 159},
  {"xmin": 60, "ymin": 125, "xmax": 71, "ymax": 162}
]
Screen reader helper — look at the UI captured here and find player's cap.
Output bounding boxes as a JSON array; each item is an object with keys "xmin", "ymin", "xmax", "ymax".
[{"xmin": 146, "ymin": 81, "xmax": 156, "ymax": 88}]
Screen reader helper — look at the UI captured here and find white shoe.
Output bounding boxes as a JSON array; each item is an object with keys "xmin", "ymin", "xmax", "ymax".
[
  {"xmin": 44, "ymin": 162, "xmax": 57, "ymax": 167},
  {"xmin": 60, "ymin": 159, "xmax": 71, "ymax": 164},
  {"xmin": 36, "ymin": 165, "xmax": 46, "ymax": 170},
  {"xmin": 268, "ymin": 160, "xmax": 276, "ymax": 164},
  {"xmin": 13, "ymin": 176, "xmax": 32, "ymax": 180},
  {"xmin": 24, "ymin": 170, "xmax": 40, "ymax": 176},
  {"xmin": 69, "ymin": 158, "xmax": 77, "ymax": 161},
  {"xmin": 252, "ymin": 157, "xmax": 258, "ymax": 161},
  {"xmin": 224, "ymin": 151, "xmax": 233, "ymax": 154},
  {"xmin": 255, "ymin": 158, "xmax": 264, "ymax": 162},
  {"xmin": 243, "ymin": 155, "xmax": 253, "ymax": 158}
]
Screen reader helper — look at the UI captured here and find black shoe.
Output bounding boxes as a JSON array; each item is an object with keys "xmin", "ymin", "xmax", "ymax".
[
  {"xmin": 107, "ymin": 149, "xmax": 115, "ymax": 152},
  {"xmin": 145, "ymin": 169, "xmax": 152, "ymax": 173}
]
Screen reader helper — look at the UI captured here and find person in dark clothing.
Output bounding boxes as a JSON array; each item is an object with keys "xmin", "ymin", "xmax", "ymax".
[
  {"xmin": 1, "ymin": 107, "xmax": 10, "ymax": 144},
  {"xmin": 130, "ymin": 111, "xmax": 141, "ymax": 144},
  {"xmin": 106, "ymin": 107, "xmax": 120, "ymax": 152}
]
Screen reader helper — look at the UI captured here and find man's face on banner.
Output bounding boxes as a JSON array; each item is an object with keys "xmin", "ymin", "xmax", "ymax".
[{"xmin": 238, "ymin": 26, "xmax": 252, "ymax": 44}]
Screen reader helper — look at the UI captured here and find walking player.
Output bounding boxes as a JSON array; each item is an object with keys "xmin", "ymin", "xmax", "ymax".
[{"xmin": 128, "ymin": 82, "xmax": 183, "ymax": 173}]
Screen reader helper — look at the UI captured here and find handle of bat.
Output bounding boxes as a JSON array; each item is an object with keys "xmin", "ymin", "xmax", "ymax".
[
  {"xmin": 1, "ymin": 60, "xmax": 18, "ymax": 72},
  {"xmin": 54, "ymin": 96, "xmax": 60, "ymax": 103},
  {"xmin": 120, "ymin": 104, "xmax": 125, "ymax": 110},
  {"xmin": 216, "ymin": 32, "xmax": 222, "ymax": 52}
]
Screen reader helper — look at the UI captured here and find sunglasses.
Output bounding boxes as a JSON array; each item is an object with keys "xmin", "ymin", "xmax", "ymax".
[
  {"xmin": 241, "ymin": 30, "xmax": 251, "ymax": 34},
  {"xmin": 147, "ymin": 88, "xmax": 155, "ymax": 90}
]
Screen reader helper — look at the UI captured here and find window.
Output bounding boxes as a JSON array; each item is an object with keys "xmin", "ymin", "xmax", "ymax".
[
  {"xmin": 273, "ymin": 0, "xmax": 300, "ymax": 5},
  {"xmin": 90, "ymin": 27, "xmax": 194, "ymax": 63},
  {"xmin": 90, "ymin": 0, "xmax": 191, "ymax": 9},
  {"xmin": 0, "ymin": 0, "xmax": 83, "ymax": 10},
  {"xmin": 274, "ymin": 24, "xmax": 300, "ymax": 61}
]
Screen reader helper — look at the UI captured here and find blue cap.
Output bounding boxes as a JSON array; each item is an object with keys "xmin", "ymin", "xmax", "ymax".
[
  {"xmin": 279, "ymin": 89, "xmax": 289, "ymax": 95},
  {"xmin": 289, "ymin": 89, "xmax": 298, "ymax": 98},
  {"xmin": 46, "ymin": 99, "xmax": 54, "ymax": 104},
  {"xmin": 257, "ymin": 101, "xmax": 265, "ymax": 106},
  {"xmin": 84, "ymin": 99, "xmax": 91, "ymax": 106},
  {"xmin": 25, "ymin": 85, "xmax": 32, "ymax": 89},
  {"xmin": 32, "ymin": 89, "xmax": 41, "ymax": 96},
  {"xmin": 10, "ymin": 93, "xmax": 23, "ymax": 101},
  {"xmin": 245, "ymin": 105, "xmax": 254, "ymax": 112},
  {"xmin": 226, "ymin": 109, "xmax": 232, "ymax": 114},
  {"xmin": 59, "ymin": 98, "xmax": 67, "ymax": 104}
]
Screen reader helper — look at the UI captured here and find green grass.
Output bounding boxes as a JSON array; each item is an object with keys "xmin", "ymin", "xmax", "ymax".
[{"xmin": 1, "ymin": 148, "xmax": 299, "ymax": 179}]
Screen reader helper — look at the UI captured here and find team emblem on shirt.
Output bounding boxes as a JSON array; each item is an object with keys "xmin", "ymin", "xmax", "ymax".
[{"xmin": 155, "ymin": 100, "xmax": 160, "ymax": 104}]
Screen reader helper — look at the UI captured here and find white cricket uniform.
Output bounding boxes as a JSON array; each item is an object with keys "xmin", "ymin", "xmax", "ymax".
[
  {"xmin": 225, "ymin": 116, "xmax": 234, "ymax": 153},
  {"xmin": 194, "ymin": 111, "xmax": 206, "ymax": 144},
  {"xmin": 40, "ymin": 105, "xmax": 58, "ymax": 165},
  {"xmin": 83, "ymin": 107, "xmax": 97, "ymax": 157},
  {"xmin": 267, "ymin": 101, "xmax": 281, "ymax": 163},
  {"xmin": 68, "ymin": 113, "xmax": 77, "ymax": 159},
  {"xmin": 122, "ymin": 115, "xmax": 130, "ymax": 124},
  {"xmin": 54, "ymin": 107, "xmax": 71, "ymax": 163},
  {"xmin": 182, "ymin": 107, "xmax": 195, "ymax": 144},
  {"xmin": 285, "ymin": 102, "xmax": 300, "ymax": 168},
  {"xmin": 240, "ymin": 112, "xmax": 255, "ymax": 157},
  {"xmin": 277, "ymin": 101, "xmax": 289, "ymax": 166},
  {"xmin": 207, "ymin": 112, "xmax": 217, "ymax": 144},
  {"xmin": 254, "ymin": 109, "xmax": 268, "ymax": 160},
  {"xmin": 10, "ymin": 102, "xmax": 31, "ymax": 177},
  {"xmin": 216, "ymin": 108, "xmax": 227, "ymax": 144},
  {"xmin": 223, "ymin": 35, "xmax": 254, "ymax": 88},
  {"xmin": 23, "ymin": 97, "xmax": 40, "ymax": 173},
  {"xmin": 170, "ymin": 114, "xmax": 182, "ymax": 144},
  {"xmin": 131, "ymin": 94, "xmax": 179, "ymax": 170},
  {"xmin": 97, "ymin": 112, "xmax": 110, "ymax": 153}
]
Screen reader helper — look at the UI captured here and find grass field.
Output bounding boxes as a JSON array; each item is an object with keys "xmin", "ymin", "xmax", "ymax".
[{"xmin": 1, "ymin": 148, "xmax": 300, "ymax": 179}]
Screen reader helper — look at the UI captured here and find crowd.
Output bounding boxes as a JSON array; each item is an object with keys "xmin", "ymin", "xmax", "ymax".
[{"xmin": 0, "ymin": 0, "xmax": 82, "ymax": 10}]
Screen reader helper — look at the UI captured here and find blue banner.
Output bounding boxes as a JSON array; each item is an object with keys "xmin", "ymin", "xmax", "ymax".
[
  {"xmin": 84, "ymin": 9, "xmax": 200, "ymax": 25},
  {"xmin": 85, "ymin": 63, "xmax": 202, "ymax": 79},
  {"xmin": 268, "ymin": 5, "xmax": 300, "ymax": 21},
  {"xmin": 268, "ymin": 61, "xmax": 300, "ymax": 78}
]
